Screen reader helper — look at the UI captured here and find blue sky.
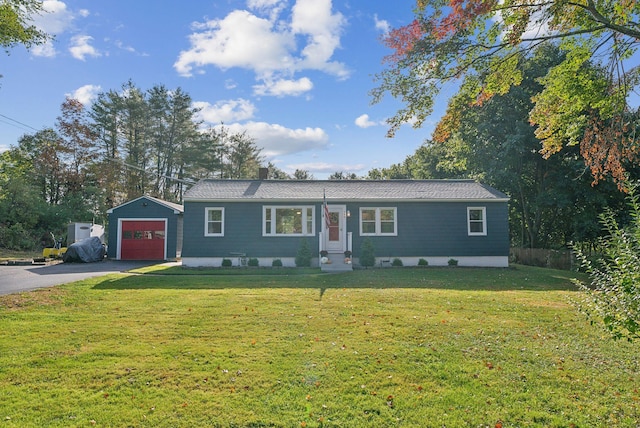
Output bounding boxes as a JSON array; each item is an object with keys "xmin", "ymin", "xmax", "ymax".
[{"xmin": 0, "ymin": 0, "xmax": 451, "ymax": 179}]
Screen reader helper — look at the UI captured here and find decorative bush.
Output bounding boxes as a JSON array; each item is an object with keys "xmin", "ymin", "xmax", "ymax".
[
  {"xmin": 320, "ymin": 250, "xmax": 328, "ymax": 257},
  {"xmin": 418, "ymin": 258, "xmax": 429, "ymax": 266},
  {"xmin": 359, "ymin": 238, "xmax": 376, "ymax": 268},
  {"xmin": 295, "ymin": 239, "xmax": 312, "ymax": 267},
  {"xmin": 272, "ymin": 259, "xmax": 283, "ymax": 267},
  {"xmin": 392, "ymin": 258, "xmax": 403, "ymax": 267},
  {"xmin": 248, "ymin": 257, "xmax": 259, "ymax": 267},
  {"xmin": 221, "ymin": 258, "xmax": 232, "ymax": 267},
  {"xmin": 448, "ymin": 258, "xmax": 459, "ymax": 267}
]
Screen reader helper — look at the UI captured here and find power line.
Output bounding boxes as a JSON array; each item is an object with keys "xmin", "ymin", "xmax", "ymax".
[
  {"xmin": 0, "ymin": 113, "xmax": 40, "ymax": 132},
  {"xmin": 0, "ymin": 117, "xmax": 30, "ymax": 133},
  {"xmin": 0, "ymin": 112, "xmax": 197, "ymax": 185}
]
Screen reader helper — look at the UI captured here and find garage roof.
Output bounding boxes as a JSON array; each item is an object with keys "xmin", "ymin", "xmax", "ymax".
[{"xmin": 106, "ymin": 195, "xmax": 184, "ymax": 214}]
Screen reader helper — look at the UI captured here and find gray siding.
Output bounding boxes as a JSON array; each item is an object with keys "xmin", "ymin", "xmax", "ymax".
[
  {"xmin": 107, "ymin": 198, "xmax": 182, "ymax": 260},
  {"xmin": 182, "ymin": 200, "xmax": 509, "ymax": 259}
]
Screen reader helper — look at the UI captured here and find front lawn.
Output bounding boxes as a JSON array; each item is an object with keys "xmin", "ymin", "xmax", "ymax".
[{"xmin": 0, "ymin": 265, "xmax": 637, "ymax": 427}]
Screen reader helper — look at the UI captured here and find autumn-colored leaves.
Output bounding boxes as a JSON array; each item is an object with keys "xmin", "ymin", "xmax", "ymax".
[
  {"xmin": 433, "ymin": 0, "xmax": 497, "ymax": 40},
  {"xmin": 374, "ymin": 0, "xmax": 640, "ymax": 188}
]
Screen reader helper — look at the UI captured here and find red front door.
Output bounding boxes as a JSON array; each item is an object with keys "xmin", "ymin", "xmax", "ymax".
[{"xmin": 120, "ymin": 220, "xmax": 166, "ymax": 260}]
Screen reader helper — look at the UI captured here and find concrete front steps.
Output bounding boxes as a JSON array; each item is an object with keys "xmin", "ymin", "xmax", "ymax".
[{"xmin": 320, "ymin": 252, "xmax": 353, "ymax": 272}]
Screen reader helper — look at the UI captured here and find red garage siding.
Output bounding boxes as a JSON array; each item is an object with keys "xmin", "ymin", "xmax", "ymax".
[{"xmin": 120, "ymin": 220, "xmax": 166, "ymax": 260}]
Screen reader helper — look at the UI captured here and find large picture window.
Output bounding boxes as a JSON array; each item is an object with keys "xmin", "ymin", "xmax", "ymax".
[
  {"xmin": 263, "ymin": 206, "xmax": 315, "ymax": 236},
  {"xmin": 359, "ymin": 207, "xmax": 397, "ymax": 236},
  {"xmin": 467, "ymin": 207, "xmax": 487, "ymax": 236},
  {"xmin": 205, "ymin": 207, "xmax": 224, "ymax": 236}
]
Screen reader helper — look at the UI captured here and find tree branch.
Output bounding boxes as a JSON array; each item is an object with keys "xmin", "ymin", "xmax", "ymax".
[{"xmin": 568, "ymin": 0, "xmax": 640, "ymax": 39}]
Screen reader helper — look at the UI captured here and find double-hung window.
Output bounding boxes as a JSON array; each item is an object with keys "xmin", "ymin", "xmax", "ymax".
[
  {"xmin": 467, "ymin": 207, "xmax": 487, "ymax": 236},
  {"xmin": 205, "ymin": 207, "xmax": 224, "ymax": 236},
  {"xmin": 263, "ymin": 206, "xmax": 314, "ymax": 236},
  {"xmin": 359, "ymin": 207, "xmax": 397, "ymax": 236}
]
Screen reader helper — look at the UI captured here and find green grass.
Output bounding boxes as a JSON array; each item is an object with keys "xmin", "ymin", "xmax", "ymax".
[{"xmin": 0, "ymin": 265, "xmax": 638, "ymax": 427}]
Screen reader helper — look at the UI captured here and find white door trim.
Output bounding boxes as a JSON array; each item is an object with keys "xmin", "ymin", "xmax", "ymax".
[{"xmin": 324, "ymin": 204, "xmax": 346, "ymax": 253}]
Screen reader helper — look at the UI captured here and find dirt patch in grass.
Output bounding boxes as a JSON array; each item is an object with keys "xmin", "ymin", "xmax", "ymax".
[{"xmin": 0, "ymin": 287, "xmax": 68, "ymax": 311}]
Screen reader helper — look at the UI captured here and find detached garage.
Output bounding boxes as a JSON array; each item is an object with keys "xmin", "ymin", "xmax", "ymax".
[{"xmin": 107, "ymin": 196, "xmax": 183, "ymax": 261}]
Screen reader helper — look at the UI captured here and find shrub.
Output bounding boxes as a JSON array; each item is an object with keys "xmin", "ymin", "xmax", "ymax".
[
  {"xmin": 221, "ymin": 258, "xmax": 232, "ymax": 267},
  {"xmin": 573, "ymin": 184, "xmax": 640, "ymax": 341},
  {"xmin": 295, "ymin": 239, "xmax": 312, "ymax": 267},
  {"xmin": 0, "ymin": 223, "xmax": 36, "ymax": 251},
  {"xmin": 448, "ymin": 258, "xmax": 458, "ymax": 267},
  {"xmin": 359, "ymin": 238, "xmax": 376, "ymax": 267},
  {"xmin": 418, "ymin": 258, "xmax": 429, "ymax": 266},
  {"xmin": 272, "ymin": 259, "xmax": 283, "ymax": 267},
  {"xmin": 248, "ymin": 258, "xmax": 259, "ymax": 267},
  {"xmin": 392, "ymin": 258, "xmax": 403, "ymax": 267}
]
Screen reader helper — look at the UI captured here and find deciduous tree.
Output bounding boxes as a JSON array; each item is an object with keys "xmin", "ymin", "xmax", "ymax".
[
  {"xmin": 372, "ymin": 0, "xmax": 640, "ymax": 187},
  {"xmin": 372, "ymin": 44, "xmax": 628, "ymax": 247},
  {"xmin": 0, "ymin": 0, "xmax": 50, "ymax": 53},
  {"xmin": 328, "ymin": 171, "xmax": 359, "ymax": 180},
  {"xmin": 293, "ymin": 169, "xmax": 313, "ymax": 180},
  {"xmin": 56, "ymin": 98, "xmax": 97, "ymax": 193}
]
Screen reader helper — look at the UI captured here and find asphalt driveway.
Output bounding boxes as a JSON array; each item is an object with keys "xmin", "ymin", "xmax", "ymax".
[{"xmin": 0, "ymin": 260, "xmax": 158, "ymax": 295}]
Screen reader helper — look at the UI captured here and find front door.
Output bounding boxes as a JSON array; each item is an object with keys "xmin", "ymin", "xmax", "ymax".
[{"xmin": 325, "ymin": 205, "xmax": 346, "ymax": 253}]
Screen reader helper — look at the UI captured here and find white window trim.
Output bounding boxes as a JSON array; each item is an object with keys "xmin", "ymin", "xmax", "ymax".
[
  {"xmin": 263, "ymin": 206, "xmax": 315, "ymax": 237},
  {"xmin": 205, "ymin": 207, "xmax": 225, "ymax": 237},
  {"xmin": 359, "ymin": 207, "xmax": 398, "ymax": 236},
  {"xmin": 467, "ymin": 206, "xmax": 487, "ymax": 236}
]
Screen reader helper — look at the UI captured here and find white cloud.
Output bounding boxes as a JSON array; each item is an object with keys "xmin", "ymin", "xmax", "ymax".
[
  {"xmin": 193, "ymin": 99, "xmax": 257, "ymax": 124},
  {"xmin": 253, "ymin": 77, "xmax": 313, "ymax": 97},
  {"xmin": 36, "ymin": 0, "xmax": 75, "ymax": 34},
  {"xmin": 247, "ymin": 0, "xmax": 283, "ymax": 9},
  {"xmin": 31, "ymin": 41, "xmax": 56, "ymax": 57},
  {"xmin": 286, "ymin": 161, "xmax": 366, "ymax": 173},
  {"xmin": 67, "ymin": 84, "xmax": 102, "ymax": 105},
  {"xmin": 31, "ymin": 0, "xmax": 78, "ymax": 57},
  {"xmin": 374, "ymin": 14, "xmax": 390, "ymax": 34},
  {"xmin": 213, "ymin": 121, "xmax": 329, "ymax": 157},
  {"xmin": 115, "ymin": 40, "xmax": 135, "ymax": 53},
  {"xmin": 174, "ymin": 0, "xmax": 349, "ymax": 90},
  {"xmin": 247, "ymin": 0, "xmax": 287, "ymax": 20},
  {"xmin": 69, "ymin": 35, "xmax": 100, "ymax": 61},
  {"xmin": 290, "ymin": 0, "xmax": 348, "ymax": 78},
  {"xmin": 174, "ymin": 10, "xmax": 295, "ymax": 77},
  {"xmin": 355, "ymin": 114, "xmax": 382, "ymax": 128}
]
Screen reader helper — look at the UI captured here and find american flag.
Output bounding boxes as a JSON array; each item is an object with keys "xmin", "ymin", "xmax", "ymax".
[{"xmin": 323, "ymin": 190, "xmax": 330, "ymax": 229}]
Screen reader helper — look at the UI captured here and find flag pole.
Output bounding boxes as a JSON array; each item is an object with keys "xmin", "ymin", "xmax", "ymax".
[{"xmin": 323, "ymin": 189, "xmax": 330, "ymax": 230}]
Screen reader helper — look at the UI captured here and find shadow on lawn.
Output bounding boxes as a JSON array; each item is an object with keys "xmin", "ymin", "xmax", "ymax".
[{"xmin": 90, "ymin": 266, "xmax": 582, "ymax": 293}]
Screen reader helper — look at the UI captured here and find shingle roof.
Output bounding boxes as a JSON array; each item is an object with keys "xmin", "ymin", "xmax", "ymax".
[
  {"xmin": 107, "ymin": 195, "xmax": 184, "ymax": 213},
  {"xmin": 183, "ymin": 179, "xmax": 508, "ymax": 201}
]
